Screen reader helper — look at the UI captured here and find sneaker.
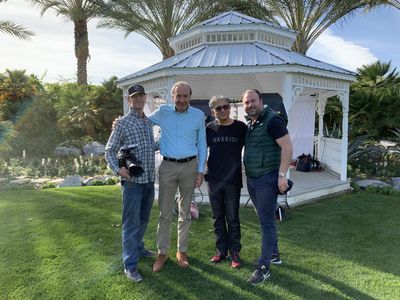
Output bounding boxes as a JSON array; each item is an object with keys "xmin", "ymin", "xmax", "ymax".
[
  {"xmin": 210, "ymin": 253, "xmax": 226, "ymax": 263},
  {"xmin": 124, "ymin": 268, "xmax": 143, "ymax": 282},
  {"xmin": 247, "ymin": 265, "xmax": 270, "ymax": 285},
  {"xmin": 142, "ymin": 249, "xmax": 157, "ymax": 258},
  {"xmin": 230, "ymin": 253, "xmax": 241, "ymax": 268},
  {"xmin": 270, "ymin": 254, "xmax": 282, "ymax": 265}
]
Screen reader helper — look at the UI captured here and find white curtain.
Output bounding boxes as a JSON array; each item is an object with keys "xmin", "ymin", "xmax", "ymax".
[{"xmin": 288, "ymin": 96, "xmax": 316, "ymax": 159}]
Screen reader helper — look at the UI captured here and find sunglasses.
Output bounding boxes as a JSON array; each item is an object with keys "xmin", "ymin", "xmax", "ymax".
[{"xmin": 214, "ymin": 104, "xmax": 230, "ymax": 112}]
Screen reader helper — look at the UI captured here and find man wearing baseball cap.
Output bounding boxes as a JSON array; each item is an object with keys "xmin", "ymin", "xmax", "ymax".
[{"xmin": 105, "ymin": 84, "xmax": 156, "ymax": 282}]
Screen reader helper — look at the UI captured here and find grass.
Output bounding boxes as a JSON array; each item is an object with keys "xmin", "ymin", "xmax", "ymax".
[{"xmin": 0, "ymin": 186, "xmax": 399, "ymax": 300}]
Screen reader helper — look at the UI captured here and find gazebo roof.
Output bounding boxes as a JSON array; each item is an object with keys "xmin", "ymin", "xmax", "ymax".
[
  {"xmin": 187, "ymin": 10, "xmax": 296, "ymax": 33},
  {"xmin": 118, "ymin": 11, "xmax": 356, "ymax": 84},
  {"xmin": 118, "ymin": 42, "xmax": 355, "ymax": 82}
]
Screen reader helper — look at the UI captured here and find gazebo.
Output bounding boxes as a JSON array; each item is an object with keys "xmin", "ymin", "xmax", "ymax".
[{"xmin": 117, "ymin": 11, "xmax": 356, "ymax": 206}]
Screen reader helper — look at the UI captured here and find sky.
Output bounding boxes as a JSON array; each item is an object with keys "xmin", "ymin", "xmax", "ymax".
[{"xmin": 1, "ymin": 1, "xmax": 399, "ymax": 84}]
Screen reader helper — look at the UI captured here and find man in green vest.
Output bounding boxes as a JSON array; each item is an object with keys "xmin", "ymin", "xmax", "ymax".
[{"xmin": 242, "ymin": 89, "xmax": 293, "ymax": 285}]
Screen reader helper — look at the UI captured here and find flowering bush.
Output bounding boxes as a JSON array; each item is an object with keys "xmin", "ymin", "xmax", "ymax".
[{"xmin": 0, "ymin": 155, "xmax": 112, "ymax": 178}]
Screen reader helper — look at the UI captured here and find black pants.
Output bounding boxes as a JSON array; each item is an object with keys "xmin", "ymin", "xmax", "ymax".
[{"xmin": 208, "ymin": 181, "xmax": 241, "ymax": 255}]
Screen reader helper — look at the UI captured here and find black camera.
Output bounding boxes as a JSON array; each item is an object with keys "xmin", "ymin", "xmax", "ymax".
[{"xmin": 117, "ymin": 145, "xmax": 144, "ymax": 177}]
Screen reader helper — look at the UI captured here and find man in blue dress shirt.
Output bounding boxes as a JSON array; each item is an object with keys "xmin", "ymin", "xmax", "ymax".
[{"xmin": 150, "ymin": 81, "xmax": 207, "ymax": 272}]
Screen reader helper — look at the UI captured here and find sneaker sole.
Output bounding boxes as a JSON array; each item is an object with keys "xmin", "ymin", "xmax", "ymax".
[
  {"xmin": 250, "ymin": 272, "xmax": 271, "ymax": 285},
  {"xmin": 270, "ymin": 260, "xmax": 282, "ymax": 265},
  {"xmin": 127, "ymin": 276, "xmax": 142, "ymax": 282},
  {"xmin": 124, "ymin": 270, "xmax": 143, "ymax": 282}
]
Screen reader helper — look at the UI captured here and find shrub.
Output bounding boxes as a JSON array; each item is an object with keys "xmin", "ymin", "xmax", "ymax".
[
  {"xmin": 0, "ymin": 156, "xmax": 111, "ymax": 178},
  {"xmin": 105, "ymin": 177, "xmax": 118, "ymax": 185},
  {"xmin": 364, "ymin": 185, "xmax": 400, "ymax": 196},
  {"xmin": 41, "ymin": 182, "xmax": 57, "ymax": 189},
  {"xmin": 91, "ymin": 179, "xmax": 106, "ymax": 186}
]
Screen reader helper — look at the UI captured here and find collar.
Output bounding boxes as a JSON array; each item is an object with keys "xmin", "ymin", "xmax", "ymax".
[
  {"xmin": 129, "ymin": 107, "xmax": 146, "ymax": 119},
  {"xmin": 174, "ymin": 105, "xmax": 190, "ymax": 113}
]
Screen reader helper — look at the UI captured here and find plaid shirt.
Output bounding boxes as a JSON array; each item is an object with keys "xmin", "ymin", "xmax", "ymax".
[{"xmin": 105, "ymin": 108, "xmax": 155, "ymax": 183}]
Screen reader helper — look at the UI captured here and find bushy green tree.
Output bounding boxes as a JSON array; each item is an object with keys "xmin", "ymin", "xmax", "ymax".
[
  {"xmin": 91, "ymin": 76, "xmax": 123, "ymax": 142},
  {"xmin": 9, "ymin": 90, "xmax": 62, "ymax": 158},
  {"xmin": 350, "ymin": 61, "xmax": 400, "ymax": 139},
  {"xmin": 52, "ymin": 76, "xmax": 122, "ymax": 144},
  {"xmin": 0, "ymin": 112, "xmax": 16, "ymax": 155},
  {"xmin": 0, "ymin": 69, "xmax": 43, "ymax": 123}
]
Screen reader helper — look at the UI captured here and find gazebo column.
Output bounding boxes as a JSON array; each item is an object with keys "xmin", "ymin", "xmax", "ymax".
[
  {"xmin": 338, "ymin": 91, "xmax": 349, "ymax": 181},
  {"xmin": 281, "ymin": 74, "xmax": 295, "ymax": 113},
  {"xmin": 122, "ymin": 86, "xmax": 129, "ymax": 114},
  {"xmin": 165, "ymin": 76, "xmax": 177, "ymax": 104},
  {"xmin": 316, "ymin": 96, "xmax": 327, "ymax": 161}
]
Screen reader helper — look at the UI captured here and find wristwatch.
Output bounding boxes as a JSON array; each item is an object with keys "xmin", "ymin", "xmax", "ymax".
[{"xmin": 278, "ymin": 172, "xmax": 286, "ymax": 177}]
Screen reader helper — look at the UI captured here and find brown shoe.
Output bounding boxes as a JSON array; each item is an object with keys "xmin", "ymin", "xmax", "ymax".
[
  {"xmin": 176, "ymin": 252, "xmax": 189, "ymax": 268},
  {"xmin": 153, "ymin": 254, "xmax": 168, "ymax": 272}
]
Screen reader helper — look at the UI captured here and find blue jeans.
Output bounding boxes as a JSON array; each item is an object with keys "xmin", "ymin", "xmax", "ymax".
[
  {"xmin": 247, "ymin": 169, "xmax": 279, "ymax": 268},
  {"xmin": 208, "ymin": 181, "xmax": 241, "ymax": 255},
  {"xmin": 121, "ymin": 181, "xmax": 154, "ymax": 270}
]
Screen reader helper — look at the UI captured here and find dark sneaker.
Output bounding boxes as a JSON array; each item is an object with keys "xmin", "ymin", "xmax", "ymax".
[
  {"xmin": 210, "ymin": 253, "xmax": 226, "ymax": 263},
  {"xmin": 124, "ymin": 268, "xmax": 143, "ymax": 282},
  {"xmin": 230, "ymin": 253, "xmax": 241, "ymax": 268},
  {"xmin": 247, "ymin": 265, "xmax": 270, "ymax": 285},
  {"xmin": 270, "ymin": 254, "xmax": 282, "ymax": 265},
  {"xmin": 142, "ymin": 249, "xmax": 157, "ymax": 257}
]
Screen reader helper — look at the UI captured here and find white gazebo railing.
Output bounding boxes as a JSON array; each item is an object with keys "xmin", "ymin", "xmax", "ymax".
[{"xmin": 314, "ymin": 136, "xmax": 342, "ymax": 175}]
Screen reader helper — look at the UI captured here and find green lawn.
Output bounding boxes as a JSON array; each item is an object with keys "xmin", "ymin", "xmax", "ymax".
[{"xmin": 0, "ymin": 186, "xmax": 399, "ymax": 300}]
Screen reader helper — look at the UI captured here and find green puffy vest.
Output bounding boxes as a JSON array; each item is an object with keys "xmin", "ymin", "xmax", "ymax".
[{"xmin": 244, "ymin": 106, "xmax": 281, "ymax": 178}]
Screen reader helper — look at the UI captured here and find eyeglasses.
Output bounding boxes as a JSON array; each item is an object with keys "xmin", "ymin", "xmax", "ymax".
[{"xmin": 214, "ymin": 104, "xmax": 230, "ymax": 112}]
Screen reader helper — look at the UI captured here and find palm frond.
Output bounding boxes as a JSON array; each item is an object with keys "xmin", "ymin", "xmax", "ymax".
[{"xmin": 0, "ymin": 20, "xmax": 34, "ymax": 39}]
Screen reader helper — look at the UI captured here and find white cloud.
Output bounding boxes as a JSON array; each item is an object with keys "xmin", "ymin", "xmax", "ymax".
[{"xmin": 308, "ymin": 29, "xmax": 378, "ymax": 72}]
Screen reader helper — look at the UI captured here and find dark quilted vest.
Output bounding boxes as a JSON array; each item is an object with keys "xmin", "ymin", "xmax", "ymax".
[{"xmin": 244, "ymin": 106, "xmax": 281, "ymax": 178}]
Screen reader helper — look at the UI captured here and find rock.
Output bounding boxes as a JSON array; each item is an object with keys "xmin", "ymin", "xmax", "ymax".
[
  {"xmin": 31, "ymin": 178, "xmax": 50, "ymax": 185},
  {"xmin": 9, "ymin": 178, "xmax": 31, "ymax": 185},
  {"xmin": 392, "ymin": 177, "xmax": 400, "ymax": 191},
  {"xmin": 392, "ymin": 177, "xmax": 400, "ymax": 185},
  {"xmin": 355, "ymin": 179, "xmax": 390, "ymax": 188},
  {"xmin": 54, "ymin": 146, "xmax": 81, "ymax": 156},
  {"xmin": 48, "ymin": 178, "xmax": 64, "ymax": 184},
  {"xmin": 0, "ymin": 178, "xmax": 8, "ymax": 184},
  {"xmin": 59, "ymin": 175, "xmax": 84, "ymax": 187},
  {"xmin": 83, "ymin": 141, "xmax": 105, "ymax": 157}
]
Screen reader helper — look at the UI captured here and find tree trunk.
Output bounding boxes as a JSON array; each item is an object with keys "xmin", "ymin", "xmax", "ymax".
[
  {"xmin": 74, "ymin": 19, "xmax": 89, "ymax": 85},
  {"xmin": 162, "ymin": 42, "xmax": 175, "ymax": 60}
]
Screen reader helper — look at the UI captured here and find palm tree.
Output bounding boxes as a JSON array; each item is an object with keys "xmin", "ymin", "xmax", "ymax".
[
  {"xmin": 98, "ymin": 0, "xmax": 396, "ymax": 58},
  {"xmin": 0, "ymin": 0, "xmax": 34, "ymax": 39},
  {"xmin": 350, "ymin": 61, "xmax": 400, "ymax": 138},
  {"xmin": 97, "ymin": 0, "xmax": 223, "ymax": 59},
  {"xmin": 28, "ymin": 0, "xmax": 101, "ymax": 85},
  {"xmin": 252, "ymin": 0, "xmax": 395, "ymax": 54},
  {"xmin": 0, "ymin": 21, "xmax": 34, "ymax": 40}
]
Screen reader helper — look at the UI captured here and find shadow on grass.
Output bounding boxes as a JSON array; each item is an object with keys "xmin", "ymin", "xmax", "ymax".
[
  {"xmin": 137, "ymin": 256, "xmax": 283, "ymax": 300},
  {"xmin": 280, "ymin": 263, "xmax": 376, "ymax": 300},
  {"xmin": 280, "ymin": 193, "xmax": 400, "ymax": 277}
]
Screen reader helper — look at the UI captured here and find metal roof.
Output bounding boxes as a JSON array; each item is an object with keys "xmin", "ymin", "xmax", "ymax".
[
  {"xmin": 118, "ymin": 42, "xmax": 356, "ymax": 82},
  {"xmin": 196, "ymin": 11, "xmax": 296, "ymax": 33}
]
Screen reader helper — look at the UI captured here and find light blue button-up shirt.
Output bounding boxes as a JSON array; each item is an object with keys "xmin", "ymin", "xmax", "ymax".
[{"xmin": 149, "ymin": 104, "xmax": 207, "ymax": 173}]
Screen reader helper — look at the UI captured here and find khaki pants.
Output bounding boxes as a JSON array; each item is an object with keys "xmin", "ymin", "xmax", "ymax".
[{"xmin": 157, "ymin": 158, "xmax": 197, "ymax": 254}]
